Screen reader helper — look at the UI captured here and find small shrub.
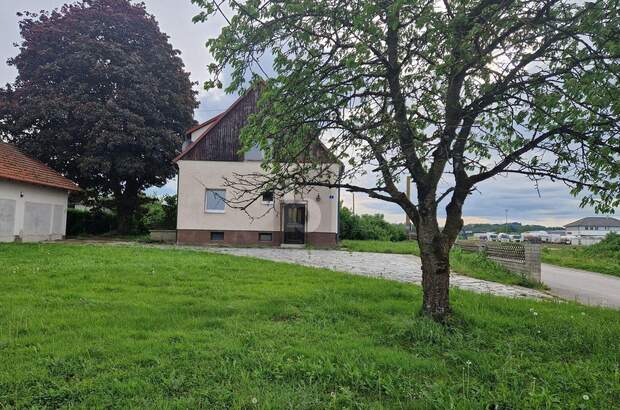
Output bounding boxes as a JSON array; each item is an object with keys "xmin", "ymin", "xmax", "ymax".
[
  {"xmin": 339, "ymin": 206, "xmax": 406, "ymax": 241},
  {"xmin": 66, "ymin": 208, "xmax": 117, "ymax": 236}
]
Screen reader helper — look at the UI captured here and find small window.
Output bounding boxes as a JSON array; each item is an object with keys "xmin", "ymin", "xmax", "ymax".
[
  {"xmin": 210, "ymin": 231, "xmax": 224, "ymax": 241},
  {"xmin": 262, "ymin": 191, "xmax": 274, "ymax": 204},
  {"xmin": 259, "ymin": 232, "xmax": 272, "ymax": 242},
  {"xmin": 205, "ymin": 189, "xmax": 226, "ymax": 213},
  {"xmin": 244, "ymin": 144, "xmax": 264, "ymax": 161}
]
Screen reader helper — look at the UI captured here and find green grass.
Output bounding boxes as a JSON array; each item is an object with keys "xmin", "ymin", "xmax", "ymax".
[
  {"xmin": 542, "ymin": 246, "xmax": 620, "ymax": 277},
  {"xmin": 341, "ymin": 240, "xmax": 543, "ymax": 289},
  {"xmin": 1, "ymin": 244, "xmax": 618, "ymax": 408}
]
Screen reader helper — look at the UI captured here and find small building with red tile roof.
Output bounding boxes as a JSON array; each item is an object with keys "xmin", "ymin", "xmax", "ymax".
[{"xmin": 0, "ymin": 142, "xmax": 80, "ymax": 242}]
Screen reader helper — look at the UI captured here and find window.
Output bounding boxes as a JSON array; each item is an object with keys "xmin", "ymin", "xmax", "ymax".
[
  {"xmin": 244, "ymin": 144, "xmax": 264, "ymax": 161},
  {"xmin": 210, "ymin": 231, "xmax": 224, "ymax": 241},
  {"xmin": 259, "ymin": 232, "xmax": 273, "ymax": 242},
  {"xmin": 205, "ymin": 189, "xmax": 226, "ymax": 213},
  {"xmin": 262, "ymin": 191, "xmax": 274, "ymax": 204}
]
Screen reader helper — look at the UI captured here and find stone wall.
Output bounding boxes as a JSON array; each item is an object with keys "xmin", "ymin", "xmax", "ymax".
[{"xmin": 456, "ymin": 240, "xmax": 541, "ymax": 283}]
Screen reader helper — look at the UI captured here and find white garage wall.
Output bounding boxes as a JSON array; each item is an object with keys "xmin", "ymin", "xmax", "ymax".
[{"xmin": 0, "ymin": 180, "xmax": 69, "ymax": 242}]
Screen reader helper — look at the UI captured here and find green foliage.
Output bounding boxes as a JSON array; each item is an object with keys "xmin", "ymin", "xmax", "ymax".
[
  {"xmin": 542, "ymin": 233, "xmax": 620, "ymax": 277},
  {"xmin": 0, "ymin": 0, "xmax": 197, "ymax": 232},
  {"xmin": 341, "ymin": 240, "xmax": 544, "ymax": 289},
  {"xmin": 339, "ymin": 206, "xmax": 406, "ymax": 241},
  {"xmin": 141, "ymin": 195, "xmax": 177, "ymax": 230},
  {"xmin": 0, "ymin": 243, "xmax": 618, "ymax": 408},
  {"xmin": 66, "ymin": 208, "xmax": 117, "ymax": 236}
]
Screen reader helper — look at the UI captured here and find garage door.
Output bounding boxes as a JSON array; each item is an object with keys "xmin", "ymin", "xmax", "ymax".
[
  {"xmin": 0, "ymin": 199, "xmax": 16, "ymax": 240},
  {"xmin": 24, "ymin": 202, "xmax": 53, "ymax": 235}
]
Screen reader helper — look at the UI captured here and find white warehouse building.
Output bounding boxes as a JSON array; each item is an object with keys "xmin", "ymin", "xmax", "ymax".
[{"xmin": 564, "ymin": 216, "xmax": 620, "ymax": 246}]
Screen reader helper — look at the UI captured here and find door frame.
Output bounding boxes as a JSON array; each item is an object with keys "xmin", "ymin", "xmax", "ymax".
[{"xmin": 281, "ymin": 202, "xmax": 307, "ymax": 244}]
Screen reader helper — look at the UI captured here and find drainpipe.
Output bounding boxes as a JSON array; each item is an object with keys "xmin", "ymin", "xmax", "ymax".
[{"xmin": 336, "ymin": 164, "xmax": 344, "ymax": 243}]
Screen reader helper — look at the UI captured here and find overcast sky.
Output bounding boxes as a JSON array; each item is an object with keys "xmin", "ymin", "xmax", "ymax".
[{"xmin": 1, "ymin": 0, "xmax": 615, "ymax": 226}]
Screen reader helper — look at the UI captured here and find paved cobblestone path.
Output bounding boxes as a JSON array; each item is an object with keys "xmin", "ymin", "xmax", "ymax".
[{"xmin": 206, "ymin": 247, "xmax": 551, "ymax": 300}]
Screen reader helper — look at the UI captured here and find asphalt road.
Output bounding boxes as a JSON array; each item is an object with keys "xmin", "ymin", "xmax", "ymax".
[{"xmin": 542, "ymin": 263, "xmax": 620, "ymax": 309}]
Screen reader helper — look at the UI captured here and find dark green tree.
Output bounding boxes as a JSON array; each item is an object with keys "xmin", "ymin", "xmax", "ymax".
[
  {"xmin": 195, "ymin": 0, "xmax": 620, "ymax": 320},
  {"xmin": 0, "ymin": 0, "xmax": 197, "ymax": 232}
]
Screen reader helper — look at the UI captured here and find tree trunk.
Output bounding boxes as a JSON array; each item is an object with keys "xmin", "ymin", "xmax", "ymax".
[
  {"xmin": 114, "ymin": 184, "xmax": 139, "ymax": 234},
  {"xmin": 419, "ymin": 241, "xmax": 451, "ymax": 321},
  {"xmin": 417, "ymin": 217, "xmax": 452, "ymax": 321}
]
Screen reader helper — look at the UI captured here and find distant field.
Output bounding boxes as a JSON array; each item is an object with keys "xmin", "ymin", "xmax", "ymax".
[
  {"xmin": 542, "ymin": 245, "xmax": 620, "ymax": 277},
  {"xmin": 0, "ymin": 243, "xmax": 618, "ymax": 408},
  {"xmin": 341, "ymin": 240, "xmax": 544, "ymax": 289}
]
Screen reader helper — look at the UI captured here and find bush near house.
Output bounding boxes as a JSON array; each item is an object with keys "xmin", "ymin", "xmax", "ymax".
[
  {"xmin": 339, "ymin": 206, "xmax": 407, "ymax": 241},
  {"xmin": 542, "ymin": 233, "xmax": 620, "ymax": 277},
  {"xmin": 67, "ymin": 195, "xmax": 177, "ymax": 236},
  {"xmin": 0, "ymin": 243, "xmax": 617, "ymax": 408}
]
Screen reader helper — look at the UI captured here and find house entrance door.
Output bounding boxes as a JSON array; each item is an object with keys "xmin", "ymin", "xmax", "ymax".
[{"xmin": 283, "ymin": 204, "xmax": 305, "ymax": 244}]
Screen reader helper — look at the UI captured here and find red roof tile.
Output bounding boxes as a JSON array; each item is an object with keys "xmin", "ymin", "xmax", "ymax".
[{"xmin": 0, "ymin": 142, "xmax": 81, "ymax": 191}]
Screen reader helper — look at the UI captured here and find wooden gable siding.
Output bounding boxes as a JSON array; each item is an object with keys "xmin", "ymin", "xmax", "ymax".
[{"xmin": 183, "ymin": 88, "xmax": 261, "ymax": 161}]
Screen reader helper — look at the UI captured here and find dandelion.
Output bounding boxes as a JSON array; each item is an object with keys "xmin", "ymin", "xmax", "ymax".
[
  {"xmin": 583, "ymin": 394, "xmax": 589, "ymax": 401},
  {"xmin": 466, "ymin": 360, "xmax": 472, "ymax": 366},
  {"xmin": 581, "ymin": 312, "xmax": 586, "ymax": 316},
  {"xmin": 251, "ymin": 397, "xmax": 258, "ymax": 404},
  {"xmin": 533, "ymin": 311, "xmax": 538, "ymax": 316}
]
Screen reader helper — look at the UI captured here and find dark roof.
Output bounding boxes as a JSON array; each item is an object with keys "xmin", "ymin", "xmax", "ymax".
[
  {"xmin": 0, "ymin": 142, "xmax": 80, "ymax": 191},
  {"xmin": 174, "ymin": 87, "xmax": 335, "ymax": 164},
  {"xmin": 565, "ymin": 217, "xmax": 620, "ymax": 228}
]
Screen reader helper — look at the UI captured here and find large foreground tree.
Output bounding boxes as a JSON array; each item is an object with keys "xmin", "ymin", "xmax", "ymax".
[
  {"xmin": 195, "ymin": 0, "xmax": 620, "ymax": 320},
  {"xmin": 0, "ymin": 0, "xmax": 197, "ymax": 232}
]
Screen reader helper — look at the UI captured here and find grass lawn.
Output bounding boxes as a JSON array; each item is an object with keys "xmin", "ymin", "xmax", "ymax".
[
  {"xmin": 542, "ymin": 246, "xmax": 620, "ymax": 277},
  {"xmin": 1, "ymin": 244, "xmax": 618, "ymax": 408},
  {"xmin": 341, "ymin": 240, "xmax": 543, "ymax": 289}
]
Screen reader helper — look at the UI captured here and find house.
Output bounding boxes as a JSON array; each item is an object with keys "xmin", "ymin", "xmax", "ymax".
[
  {"xmin": 174, "ymin": 88, "xmax": 341, "ymax": 247},
  {"xmin": 564, "ymin": 216, "xmax": 620, "ymax": 245},
  {"xmin": 0, "ymin": 142, "xmax": 80, "ymax": 242}
]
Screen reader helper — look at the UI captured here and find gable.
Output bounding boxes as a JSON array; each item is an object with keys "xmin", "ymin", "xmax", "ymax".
[
  {"xmin": 176, "ymin": 88, "xmax": 261, "ymax": 162},
  {"xmin": 175, "ymin": 87, "xmax": 337, "ymax": 165}
]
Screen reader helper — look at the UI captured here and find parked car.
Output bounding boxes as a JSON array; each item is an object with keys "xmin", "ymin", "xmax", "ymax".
[
  {"xmin": 498, "ymin": 233, "xmax": 511, "ymax": 242},
  {"xmin": 509, "ymin": 234, "xmax": 522, "ymax": 242}
]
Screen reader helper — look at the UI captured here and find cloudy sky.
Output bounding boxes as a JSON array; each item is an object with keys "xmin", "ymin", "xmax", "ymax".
[{"xmin": 1, "ymin": 0, "xmax": 615, "ymax": 226}]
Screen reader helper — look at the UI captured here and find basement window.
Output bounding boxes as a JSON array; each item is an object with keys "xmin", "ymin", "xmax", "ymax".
[
  {"xmin": 259, "ymin": 232, "xmax": 273, "ymax": 242},
  {"xmin": 210, "ymin": 231, "xmax": 224, "ymax": 241}
]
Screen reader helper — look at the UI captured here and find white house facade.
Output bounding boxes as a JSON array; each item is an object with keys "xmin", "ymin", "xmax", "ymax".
[
  {"xmin": 0, "ymin": 143, "xmax": 80, "ymax": 242},
  {"xmin": 174, "ymin": 88, "xmax": 341, "ymax": 247}
]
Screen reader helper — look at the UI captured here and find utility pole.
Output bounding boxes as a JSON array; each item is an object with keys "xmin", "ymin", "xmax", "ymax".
[
  {"xmin": 352, "ymin": 192, "xmax": 355, "ymax": 215},
  {"xmin": 505, "ymin": 209, "xmax": 509, "ymax": 233}
]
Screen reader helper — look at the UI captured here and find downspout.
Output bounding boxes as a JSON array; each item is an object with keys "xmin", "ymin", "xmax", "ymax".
[
  {"xmin": 336, "ymin": 163, "xmax": 344, "ymax": 243},
  {"xmin": 175, "ymin": 162, "xmax": 180, "ymax": 245}
]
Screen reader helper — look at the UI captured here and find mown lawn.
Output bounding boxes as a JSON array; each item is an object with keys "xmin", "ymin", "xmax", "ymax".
[
  {"xmin": 1, "ymin": 243, "xmax": 619, "ymax": 408},
  {"xmin": 542, "ymin": 246, "xmax": 620, "ymax": 277},
  {"xmin": 341, "ymin": 240, "xmax": 544, "ymax": 289}
]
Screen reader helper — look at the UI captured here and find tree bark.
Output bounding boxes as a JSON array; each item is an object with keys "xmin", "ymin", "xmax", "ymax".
[
  {"xmin": 415, "ymin": 201, "xmax": 452, "ymax": 321},
  {"xmin": 419, "ymin": 239, "xmax": 451, "ymax": 321},
  {"xmin": 114, "ymin": 183, "xmax": 140, "ymax": 234}
]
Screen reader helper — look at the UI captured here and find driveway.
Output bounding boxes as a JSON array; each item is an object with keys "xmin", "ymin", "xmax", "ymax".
[
  {"xmin": 541, "ymin": 264, "xmax": 620, "ymax": 309},
  {"xmin": 208, "ymin": 247, "xmax": 550, "ymax": 301}
]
